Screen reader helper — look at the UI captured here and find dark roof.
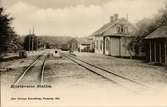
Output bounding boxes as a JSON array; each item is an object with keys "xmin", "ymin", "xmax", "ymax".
[
  {"xmin": 91, "ymin": 19, "xmax": 123, "ymax": 37},
  {"xmin": 145, "ymin": 26, "xmax": 167, "ymax": 39}
]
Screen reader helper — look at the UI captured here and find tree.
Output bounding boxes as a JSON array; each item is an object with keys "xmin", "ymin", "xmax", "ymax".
[
  {"xmin": 128, "ymin": 3, "xmax": 167, "ymax": 57},
  {"xmin": 0, "ymin": 8, "xmax": 17, "ymax": 55},
  {"xmin": 23, "ymin": 34, "xmax": 40, "ymax": 51},
  {"xmin": 68, "ymin": 38, "xmax": 78, "ymax": 52},
  {"xmin": 128, "ymin": 18, "xmax": 157, "ymax": 56}
]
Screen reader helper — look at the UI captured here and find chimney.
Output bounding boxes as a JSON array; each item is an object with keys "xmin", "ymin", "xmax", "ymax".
[
  {"xmin": 114, "ymin": 13, "xmax": 119, "ymax": 21},
  {"xmin": 110, "ymin": 14, "xmax": 119, "ymax": 23},
  {"xmin": 110, "ymin": 16, "xmax": 114, "ymax": 23}
]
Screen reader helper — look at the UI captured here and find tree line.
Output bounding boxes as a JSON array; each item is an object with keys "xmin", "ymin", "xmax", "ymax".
[
  {"xmin": 128, "ymin": 3, "xmax": 167, "ymax": 57},
  {"xmin": 0, "ymin": 8, "xmax": 18, "ymax": 56}
]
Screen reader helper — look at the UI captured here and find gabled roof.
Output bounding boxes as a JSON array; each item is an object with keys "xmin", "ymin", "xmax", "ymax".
[
  {"xmin": 91, "ymin": 23, "xmax": 111, "ymax": 36},
  {"xmin": 145, "ymin": 26, "xmax": 167, "ymax": 39},
  {"xmin": 104, "ymin": 18, "xmax": 136, "ymax": 37},
  {"xmin": 91, "ymin": 18, "xmax": 136, "ymax": 37}
]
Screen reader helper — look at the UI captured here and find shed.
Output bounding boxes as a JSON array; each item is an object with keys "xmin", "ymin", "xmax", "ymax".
[{"xmin": 145, "ymin": 26, "xmax": 167, "ymax": 65}]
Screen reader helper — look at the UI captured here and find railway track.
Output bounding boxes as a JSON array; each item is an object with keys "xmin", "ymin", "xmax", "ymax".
[
  {"xmin": 61, "ymin": 52, "xmax": 148, "ymax": 92},
  {"xmin": 41, "ymin": 54, "xmax": 47, "ymax": 84},
  {"xmin": 14, "ymin": 54, "xmax": 48, "ymax": 85}
]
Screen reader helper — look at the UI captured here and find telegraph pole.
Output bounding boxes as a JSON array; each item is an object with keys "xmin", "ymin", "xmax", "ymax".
[
  {"xmin": 126, "ymin": 13, "xmax": 129, "ymax": 34},
  {"xmin": 29, "ymin": 29, "xmax": 31, "ymax": 51},
  {"xmin": 32, "ymin": 27, "xmax": 35, "ymax": 51},
  {"xmin": 36, "ymin": 37, "xmax": 38, "ymax": 50},
  {"xmin": 32, "ymin": 35, "xmax": 33, "ymax": 51}
]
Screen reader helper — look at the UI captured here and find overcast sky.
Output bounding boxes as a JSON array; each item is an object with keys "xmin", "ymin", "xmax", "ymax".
[{"xmin": 2, "ymin": 0, "xmax": 166, "ymax": 37}]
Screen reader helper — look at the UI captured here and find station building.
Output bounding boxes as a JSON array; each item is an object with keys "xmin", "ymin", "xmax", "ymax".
[{"xmin": 92, "ymin": 14, "xmax": 136, "ymax": 57}]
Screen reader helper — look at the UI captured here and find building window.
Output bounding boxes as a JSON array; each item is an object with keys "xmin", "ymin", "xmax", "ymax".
[
  {"xmin": 117, "ymin": 25, "xmax": 124, "ymax": 33},
  {"xmin": 106, "ymin": 38, "xmax": 110, "ymax": 51},
  {"xmin": 117, "ymin": 26, "xmax": 121, "ymax": 33},
  {"xmin": 121, "ymin": 25, "xmax": 124, "ymax": 33},
  {"xmin": 124, "ymin": 27, "xmax": 128, "ymax": 33},
  {"xmin": 96, "ymin": 40, "xmax": 98, "ymax": 49},
  {"xmin": 100, "ymin": 40, "xmax": 103, "ymax": 50}
]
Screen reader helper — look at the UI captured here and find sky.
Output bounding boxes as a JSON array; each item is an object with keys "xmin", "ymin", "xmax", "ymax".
[{"xmin": 1, "ymin": 0, "xmax": 166, "ymax": 37}]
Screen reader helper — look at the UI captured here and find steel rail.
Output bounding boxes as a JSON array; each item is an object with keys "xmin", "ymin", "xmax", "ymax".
[
  {"xmin": 62, "ymin": 52, "xmax": 147, "ymax": 88},
  {"xmin": 63, "ymin": 54, "xmax": 119, "ymax": 84},
  {"xmin": 40, "ymin": 55, "xmax": 47, "ymax": 84},
  {"xmin": 14, "ymin": 55, "xmax": 42, "ymax": 85}
]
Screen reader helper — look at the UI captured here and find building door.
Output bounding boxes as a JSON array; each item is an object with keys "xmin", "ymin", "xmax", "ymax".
[
  {"xmin": 110, "ymin": 37, "xmax": 120, "ymax": 56},
  {"xmin": 105, "ymin": 37, "xmax": 111, "ymax": 55}
]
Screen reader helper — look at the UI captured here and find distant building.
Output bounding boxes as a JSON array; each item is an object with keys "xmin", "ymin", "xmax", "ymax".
[
  {"xmin": 78, "ymin": 37, "xmax": 94, "ymax": 52},
  {"xmin": 92, "ymin": 14, "xmax": 136, "ymax": 57},
  {"xmin": 145, "ymin": 26, "xmax": 167, "ymax": 65}
]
